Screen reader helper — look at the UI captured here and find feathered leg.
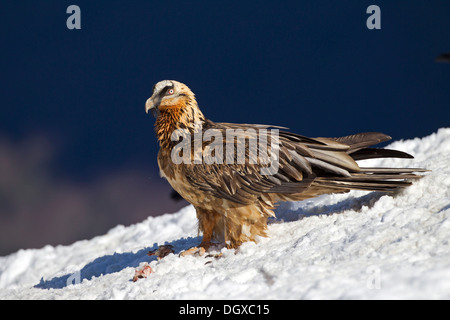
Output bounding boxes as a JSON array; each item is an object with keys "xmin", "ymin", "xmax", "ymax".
[{"xmin": 180, "ymin": 207, "xmax": 220, "ymax": 256}]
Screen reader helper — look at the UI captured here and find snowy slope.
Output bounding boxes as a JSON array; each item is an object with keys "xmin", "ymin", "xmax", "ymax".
[{"xmin": 1, "ymin": 128, "xmax": 450, "ymax": 299}]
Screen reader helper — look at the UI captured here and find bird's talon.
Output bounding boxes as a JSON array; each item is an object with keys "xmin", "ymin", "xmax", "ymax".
[
  {"xmin": 205, "ymin": 252, "xmax": 223, "ymax": 259},
  {"xmin": 179, "ymin": 246, "xmax": 206, "ymax": 257}
]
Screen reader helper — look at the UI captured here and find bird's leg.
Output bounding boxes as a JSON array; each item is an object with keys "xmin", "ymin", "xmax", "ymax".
[
  {"xmin": 180, "ymin": 209, "xmax": 218, "ymax": 257},
  {"xmin": 180, "ymin": 224, "xmax": 213, "ymax": 257}
]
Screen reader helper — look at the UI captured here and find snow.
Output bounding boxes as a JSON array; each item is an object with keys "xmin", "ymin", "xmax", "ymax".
[{"xmin": 1, "ymin": 128, "xmax": 450, "ymax": 299}]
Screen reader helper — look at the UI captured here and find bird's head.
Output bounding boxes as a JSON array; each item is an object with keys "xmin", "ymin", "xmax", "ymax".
[
  {"xmin": 146, "ymin": 80, "xmax": 206, "ymax": 144},
  {"xmin": 146, "ymin": 80, "xmax": 196, "ymax": 117}
]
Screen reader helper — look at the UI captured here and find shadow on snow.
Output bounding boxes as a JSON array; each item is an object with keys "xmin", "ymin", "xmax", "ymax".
[
  {"xmin": 35, "ymin": 191, "xmax": 385, "ymax": 289},
  {"xmin": 34, "ymin": 236, "xmax": 202, "ymax": 289},
  {"xmin": 272, "ymin": 191, "xmax": 385, "ymax": 223}
]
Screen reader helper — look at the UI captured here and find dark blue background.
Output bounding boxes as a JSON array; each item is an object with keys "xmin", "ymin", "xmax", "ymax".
[{"xmin": 0, "ymin": 1, "xmax": 449, "ymax": 254}]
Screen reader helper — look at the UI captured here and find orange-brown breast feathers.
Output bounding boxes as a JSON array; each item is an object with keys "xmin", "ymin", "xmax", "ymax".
[{"xmin": 155, "ymin": 104, "xmax": 186, "ymax": 145}]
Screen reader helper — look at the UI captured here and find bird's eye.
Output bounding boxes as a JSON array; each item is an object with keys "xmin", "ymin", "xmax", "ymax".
[{"xmin": 167, "ymin": 88, "xmax": 174, "ymax": 95}]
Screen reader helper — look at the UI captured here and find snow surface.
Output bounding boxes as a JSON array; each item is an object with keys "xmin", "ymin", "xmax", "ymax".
[{"xmin": 1, "ymin": 128, "xmax": 450, "ymax": 300}]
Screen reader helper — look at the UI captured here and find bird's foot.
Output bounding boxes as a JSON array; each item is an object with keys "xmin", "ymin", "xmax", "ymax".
[
  {"xmin": 179, "ymin": 240, "xmax": 219, "ymax": 257},
  {"xmin": 179, "ymin": 246, "xmax": 207, "ymax": 257}
]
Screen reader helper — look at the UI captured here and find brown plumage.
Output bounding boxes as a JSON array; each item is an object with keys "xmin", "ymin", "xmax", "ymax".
[{"xmin": 145, "ymin": 80, "xmax": 425, "ymax": 251}]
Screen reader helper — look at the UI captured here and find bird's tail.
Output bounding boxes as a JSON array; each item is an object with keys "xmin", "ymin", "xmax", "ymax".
[
  {"xmin": 312, "ymin": 132, "xmax": 427, "ymax": 193},
  {"xmin": 313, "ymin": 167, "xmax": 426, "ymax": 193}
]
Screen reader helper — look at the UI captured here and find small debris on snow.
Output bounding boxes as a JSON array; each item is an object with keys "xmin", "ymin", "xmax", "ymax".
[
  {"xmin": 132, "ymin": 264, "xmax": 152, "ymax": 282},
  {"xmin": 147, "ymin": 245, "xmax": 175, "ymax": 260}
]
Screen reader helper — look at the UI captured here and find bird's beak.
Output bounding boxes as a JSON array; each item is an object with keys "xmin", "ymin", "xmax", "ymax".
[
  {"xmin": 145, "ymin": 97, "xmax": 155, "ymax": 114},
  {"xmin": 145, "ymin": 97, "xmax": 160, "ymax": 118}
]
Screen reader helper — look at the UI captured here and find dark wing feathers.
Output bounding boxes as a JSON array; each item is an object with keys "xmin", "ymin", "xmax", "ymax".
[
  {"xmin": 331, "ymin": 132, "xmax": 392, "ymax": 153},
  {"xmin": 359, "ymin": 167, "xmax": 428, "ymax": 174},
  {"xmin": 288, "ymin": 149, "xmax": 313, "ymax": 174},
  {"xmin": 350, "ymin": 148, "xmax": 413, "ymax": 161},
  {"xmin": 305, "ymin": 157, "xmax": 352, "ymax": 177},
  {"xmin": 280, "ymin": 161, "xmax": 303, "ymax": 181},
  {"xmin": 309, "ymin": 148, "xmax": 360, "ymax": 172},
  {"xmin": 182, "ymin": 123, "xmax": 421, "ymax": 204}
]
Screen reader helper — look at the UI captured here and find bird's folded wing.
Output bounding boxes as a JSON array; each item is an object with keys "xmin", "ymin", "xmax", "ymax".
[{"xmin": 180, "ymin": 124, "xmax": 358, "ymax": 205}]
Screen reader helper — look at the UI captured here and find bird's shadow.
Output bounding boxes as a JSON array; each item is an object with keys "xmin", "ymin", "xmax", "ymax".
[
  {"xmin": 271, "ymin": 191, "xmax": 385, "ymax": 223},
  {"xmin": 34, "ymin": 235, "xmax": 202, "ymax": 290},
  {"xmin": 35, "ymin": 191, "xmax": 384, "ymax": 290}
]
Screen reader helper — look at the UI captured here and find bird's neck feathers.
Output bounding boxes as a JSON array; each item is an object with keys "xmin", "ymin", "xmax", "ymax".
[{"xmin": 154, "ymin": 97, "xmax": 206, "ymax": 148}]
